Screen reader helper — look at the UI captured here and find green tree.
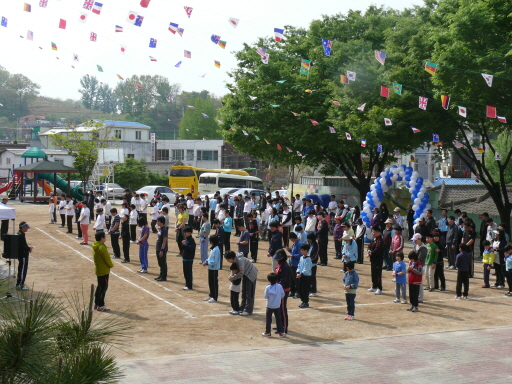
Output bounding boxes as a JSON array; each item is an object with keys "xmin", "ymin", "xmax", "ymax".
[
  {"xmin": 179, "ymin": 96, "xmax": 222, "ymax": 139},
  {"xmin": 113, "ymin": 158, "xmax": 149, "ymax": 190},
  {"xmin": 485, "ymin": 132, "xmax": 512, "ymax": 184},
  {"xmin": 78, "ymin": 75, "xmax": 101, "ymax": 110},
  {"xmin": 0, "ymin": 67, "xmax": 40, "ymax": 122}
]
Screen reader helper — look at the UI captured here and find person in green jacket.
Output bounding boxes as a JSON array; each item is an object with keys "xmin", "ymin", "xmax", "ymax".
[
  {"xmin": 425, "ymin": 233, "xmax": 438, "ymax": 292},
  {"xmin": 93, "ymin": 231, "xmax": 114, "ymax": 312}
]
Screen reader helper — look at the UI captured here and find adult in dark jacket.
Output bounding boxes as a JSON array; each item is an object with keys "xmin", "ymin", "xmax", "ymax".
[
  {"xmin": 274, "ymin": 249, "xmax": 291, "ymax": 334},
  {"xmin": 367, "ymin": 226, "xmax": 384, "ymax": 293},
  {"xmin": 445, "ymin": 216, "xmax": 459, "ymax": 269},
  {"xmin": 16, "ymin": 221, "xmax": 33, "ymax": 290},
  {"xmin": 316, "ymin": 212, "xmax": 329, "ymax": 266},
  {"xmin": 415, "ymin": 216, "xmax": 429, "ymax": 243},
  {"xmin": 87, "ymin": 190, "xmax": 95, "ymax": 220},
  {"xmin": 379, "ymin": 203, "xmax": 389, "ymax": 231},
  {"xmin": 406, "ymin": 204, "xmax": 415, "ymax": 240},
  {"xmin": 267, "ymin": 222, "xmax": 283, "ymax": 269}
]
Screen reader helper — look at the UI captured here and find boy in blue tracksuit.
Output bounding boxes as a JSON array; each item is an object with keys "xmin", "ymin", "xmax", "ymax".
[
  {"xmin": 504, "ymin": 245, "xmax": 512, "ymax": 295},
  {"xmin": 343, "ymin": 261, "xmax": 359, "ymax": 320},
  {"xmin": 181, "ymin": 227, "xmax": 196, "ymax": 290},
  {"xmin": 203, "ymin": 235, "xmax": 221, "ymax": 302},
  {"xmin": 262, "ymin": 272, "xmax": 285, "ymax": 337},
  {"xmin": 296, "ymin": 243, "xmax": 313, "ymax": 308},
  {"xmin": 286, "ymin": 232, "xmax": 302, "ymax": 299}
]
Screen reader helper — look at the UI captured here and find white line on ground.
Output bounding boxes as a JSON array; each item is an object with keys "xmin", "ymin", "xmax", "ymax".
[{"xmin": 38, "ymin": 228, "xmax": 195, "ymax": 318}]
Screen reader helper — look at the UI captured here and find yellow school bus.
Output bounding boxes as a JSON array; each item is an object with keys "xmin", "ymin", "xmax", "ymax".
[{"xmin": 169, "ymin": 166, "xmax": 249, "ymax": 197}]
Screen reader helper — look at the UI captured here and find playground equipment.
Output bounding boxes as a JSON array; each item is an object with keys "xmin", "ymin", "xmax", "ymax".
[{"xmin": 361, "ymin": 165, "xmax": 431, "ymax": 227}]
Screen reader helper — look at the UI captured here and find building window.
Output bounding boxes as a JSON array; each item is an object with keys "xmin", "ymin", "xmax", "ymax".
[
  {"xmin": 186, "ymin": 149, "xmax": 194, "ymax": 161},
  {"xmin": 54, "ymin": 158, "xmax": 64, "ymax": 165},
  {"xmin": 156, "ymin": 149, "xmax": 169, "ymax": 161},
  {"xmin": 114, "ymin": 130, "xmax": 122, "ymax": 139},
  {"xmin": 6, "ymin": 158, "xmax": 10, "ymax": 164},
  {"xmin": 172, "ymin": 149, "xmax": 184, "ymax": 161},
  {"xmin": 135, "ymin": 131, "xmax": 142, "ymax": 140},
  {"xmin": 127, "ymin": 154, "xmax": 135, "ymax": 159},
  {"xmin": 197, "ymin": 150, "xmax": 218, "ymax": 161}
]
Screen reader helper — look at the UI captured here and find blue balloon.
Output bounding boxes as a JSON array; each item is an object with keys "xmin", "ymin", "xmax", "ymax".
[
  {"xmin": 419, "ymin": 202, "xmax": 426, "ymax": 209},
  {"xmin": 401, "ymin": 164, "xmax": 406, "ymax": 169},
  {"xmin": 410, "ymin": 195, "xmax": 416, "ymax": 202},
  {"xmin": 376, "ymin": 177, "xmax": 381, "ymax": 183},
  {"xmin": 397, "ymin": 176, "xmax": 403, "ymax": 182},
  {"xmin": 424, "ymin": 193, "xmax": 429, "ymax": 199},
  {"xmin": 366, "ymin": 192, "xmax": 372, "ymax": 199},
  {"xmin": 417, "ymin": 177, "xmax": 423, "ymax": 183},
  {"xmin": 413, "ymin": 213, "xmax": 420, "ymax": 219},
  {"xmin": 405, "ymin": 175, "xmax": 411, "ymax": 181},
  {"xmin": 392, "ymin": 165, "xmax": 398, "ymax": 169},
  {"xmin": 386, "ymin": 178, "xmax": 392, "ymax": 186},
  {"xmin": 375, "ymin": 183, "xmax": 382, "ymax": 190}
]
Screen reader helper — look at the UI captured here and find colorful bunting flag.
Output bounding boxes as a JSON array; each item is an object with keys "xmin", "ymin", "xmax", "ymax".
[
  {"xmin": 419, "ymin": 96, "xmax": 428, "ymax": 110},
  {"xmin": 297, "ymin": 151, "xmax": 302, "ymax": 156},
  {"xmin": 186, "ymin": 105, "xmax": 194, "ymax": 109},
  {"xmin": 482, "ymin": 73, "xmax": 493, "ymax": 87},
  {"xmin": 458, "ymin": 106, "xmax": 467, "ymax": 117},
  {"xmin": 310, "ymin": 120, "xmax": 319, "ymax": 126},
  {"xmin": 276, "ymin": 80, "xmax": 286, "ymax": 83},
  {"xmin": 261, "ymin": 52, "xmax": 269, "ymax": 64},
  {"xmin": 410, "ymin": 155, "xmax": 415, "ymax": 162},
  {"xmin": 477, "ymin": 148, "xmax": 485, "ymax": 153},
  {"xmin": 384, "ymin": 118, "xmax": 392, "ymax": 126},
  {"xmin": 322, "ymin": 39, "xmax": 332, "ymax": 56},
  {"xmin": 214, "ymin": 61, "xmax": 221, "ymax": 68},
  {"xmin": 300, "ymin": 59, "xmax": 311, "ymax": 75},
  {"xmin": 83, "ymin": 0, "xmax": 93, "ymax": 10},
  {"xmin": 291, "ymin": 112, "xmax": 300, "ymax": 116},
  {"xmin": 23, "ymin": 3, "xmax": 32, "ymax": 12},
  {"xmin": 375, "ymin": 51, "xmax": 386, "ymax": 65},
  {"xmin": 211, "ymin": 35, "xmax": 221, "ymax": 44},
  {"xmin": 116, "ymin": 74, "xmax": 124, "ymax": 80},
  {"xmin": 256, "ymin": 47, "xmax": 266, "ymax": 57},
  {"xmin": 216, "ymin": 120, "xmax": 223, "ymax": 124},
  {"xmin": 341, "ymin": 75, "xmax": 349, "ymax": 84},
  {"xmin": 177, "ymin": 28, "xmax": 184, "ymax": 37},
  {"xmin": 393, "ymin": 83, "xmax": 402, "ymax": 95},
  {"xmin": 495, "ymin": 152, "xmax": 502, "ymax": 161},
  {"xmin": 242, "ymin": 130, "xmax": 248, "ymax": 136},
  {"xmin": 380, "ymin": 86, "xmax": 390, "ymax": 98},
  {"xmin": 270, "ymin": 104, "xmax": 279, "ymax": 108},
  {"xmin": 1, "ymin": 17, "xmax": 7, "ymax": 27},
  {"xmin": 347, "ymin": 71, "xmax": 356, "ymax": 81},
  {"xmin": 486, "ymin": 106, "xmax": 497, "ymax": 118},
  {"xmin": 228, "ymin": 17, "xmax": 239, "ymax": 28},
  {"xmin": 149, "ymin": 56, "xmax": 157, "ymax": 62},
  {"xmin": 184, "ymin": 6, "xmax": 193, "ymax": 18},
  {"xmin": 329, "ymin": 126, "xmax": 336, "ymax": 133},
  {"xmin": 169, "ymin": 22, "xmax": 178, "ymax": 34},
  {"xmin": 377, "ymin": 144, "xmax": 383, "ymax": 153},
  {"xmin": 357, "ymin": 103, "xmax": 366, "ymax": 111},
  {"xmin": 249, "ymin": 96, "xmax": 257, "ymax": 100},
  {"xmin": 432, "ymin": 134, "xmax": 440, "ymax": 142},
  {"xmin": 332, "ymin": 101, "xmax": 340, "ymax": 105},
  {"xmin": 136, "ymin": 83, "xmax": 143, "ymax": 89},
  {"xmin": 140, "ymin": 0, "xmax": 151, "ymax": 8},
  {"xmin": 27, "ymin": 30, "xmax": 33, "ymax": 40},
  {"xmin": 497, "ymin": 116, "xmax": 507, "ymax": 123},
  {"xmin": 345, "ymin": 132, "xmax": 352, "ymax": 140},
  {"xmin": 217, "ymin": 40, "xmax": 226, "ymax": 49},
  {"xmin": 411, "ymin": 126, "xmax": 420, "ymax": 133},
  {"xmin": 274, "ymin": 28, "xmax": 284, "ymax": 41},
  {"xmin": 441, "ymin": 95, "xmax": 450, "ymax": 110},
  {"xmin": 394, "ymin": 150, "xmax": 400, "ymax": 157},
  {"xmin": 264, "ymin": 139, "xmax": 270, "ymax": 144},
  {"xmin": 453, "ymin": 140, "xmax": 464, "ymax": 148},
  {"xmin": 97, "ymin": 65, "xmax": 103, "ymax": 72},
  {"xmin": 39, "ymin": 0, "xmax": 48, "ymax": 7},
  {"xmin": 79, "ymin": 13, "xmax": 88, "ymax": 22},
  {"xmin": 361, "ymin": 139, "xmax": 366, "ymax": 147},
  {"xmin": 115, "ymin": 25, "xmax": 123, "ymax": 32},
  {"xmin": 51, "ymin": 42, "xmax": 58, "ymax": 50},
  {"xmin": 201, "ymin": 113, "xmax": 209, "ymax": 118},
  {"xmin": 59, "ymin": 19, "xmax": 67, "ymax": 29},
  {"xmin": 149, "ymin": 38, "xmax": 157, "ymax": 48},
  {"xmin": 184, "ymin": 50, "xmax": 191, "ymax": 58},
  {"xmin": 425, "ymin": 62, "xmax": 438, "ymax": 75},
  {"xmin": 286, "ymin": 147, "xmax": 293, "ymax": 153},
  {"xmin": 175, "ymin": 61, "xmax": 182, "ymax": 68},
  {"xmin": 90, "ymin": 32, "xmax": 97, "ymax": 41},
  {"xmin": 120, "ymin": 45, "xmax": 126, "ymax": 54},
  {"xmin": 254, "ymin": 136, "xmax": 260, "ymax": 141},
  {"xmin": 92, "ymin": 2, "xmax": 103, "ymax": 15}
]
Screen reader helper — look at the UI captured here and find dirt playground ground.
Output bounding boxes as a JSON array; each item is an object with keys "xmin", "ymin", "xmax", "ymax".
[{"xmin": 5, "ymin": 203, "xmax": 512, "ymax": 360}]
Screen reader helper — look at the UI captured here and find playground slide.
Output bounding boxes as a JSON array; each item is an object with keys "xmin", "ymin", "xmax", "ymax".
[
  {"xmin": 0, "ymin": 182, "xmax": 13, "ymax": 195},
  {"xmin": 38, "ymin": 181, "xmax": 53, "ymax": 196},
  {"xmin": 37, "ymin": 173, "xmax": 84, "ymax": 200}
]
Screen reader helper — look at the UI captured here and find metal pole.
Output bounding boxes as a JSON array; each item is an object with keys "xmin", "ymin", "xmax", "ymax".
[{"xmin": 291, "ymin": 165, "xmax": 294, "ymax": 197}]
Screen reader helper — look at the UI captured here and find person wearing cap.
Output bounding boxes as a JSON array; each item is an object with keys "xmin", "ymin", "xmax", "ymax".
[
  {"xmin": 341, "ymin": 234, "xmax": 357, "ymax": 271},
  {"xmin": 414, "ymin": 216, "xmax": 429, "ymax": 243},
  {"xmin": 274, "ymin": 249, "xmax": 291, "ymax": 334},
  {"xmin": 367, "ymin": 226, "xmax": 384, "ymax": 294},
  {"xmin": 333, "ymin": 216, "xmax": 344, "ymax": 259},
  {"xmin": 16, "ymin": 221, "xmax": 33, "ymax": 290},
  {"xmin": 354, "ymin": 218, "xmax": 367, "ymax": 264},
  {"xmin": 383, "ymin": 219, "xmax": 394, "ymax": 271},
  {"xmin": 393, "ymin": 207, "xmax": 404, "ymax": 229},
  {"xmin": 412, "ymin": 233, "xmax": 428, "ymax": 302}
]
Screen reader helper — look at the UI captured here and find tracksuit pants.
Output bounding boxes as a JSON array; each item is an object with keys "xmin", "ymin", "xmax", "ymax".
[
  {"xmin": 66, "ymin": 215, "xmax": 73, "ymax": 233},
  {"xmin": 95, "ymin": 274, "xmax": 109, "ymax": 307},
  {"xmin": 139, "ymin": 244, "xmax": 149, "ymax": 270},
  {"xmin": 157, "ymin": 250, "xmax": 167, "ymax": 279},
  {"xmin": 208, "ymin": 269, "xmax": 219, "ymax": 300},
  {"xmin": 265, "ymin": 307, "xmax": 283, "ymax": 334},
  {"xmin": 122, "ymin": 235, "xmax": 130, "ymax": 261},
  {"xmin": 16, "ymin": 256, "xmax": 29, "ymax": 286},
  {"xmin": 110, "ymin": 233, "xmax": 120, "ymax": 258},
  {"xmin": 183, "ymin": 260, "xmax": 193, "ymax": 289},
  {"xmin": 371, "ymin": 262, "xmax": 383, "ymax": 290},
  {"xmin": 240, "ymin": 276, "xmax": 256, "ymax": 314}
]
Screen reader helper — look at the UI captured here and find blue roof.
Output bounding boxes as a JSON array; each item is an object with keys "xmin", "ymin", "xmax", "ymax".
[
  {"xmin": 93, "ymin": 120, "xmax": 150, "ymax": 128},
  {"xmin": 433, "ymin": 178, "xmax": 480, "ymax": 187}
]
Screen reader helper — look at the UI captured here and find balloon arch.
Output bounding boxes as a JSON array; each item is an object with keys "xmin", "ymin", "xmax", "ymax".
[{"xmin": 361, "ymin": 165, "xmax": 431, "ymax": 227}]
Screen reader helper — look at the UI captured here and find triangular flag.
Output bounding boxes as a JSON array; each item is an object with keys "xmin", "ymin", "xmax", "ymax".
[
  {"xmin": 269, "ymin": 104, "xmax": 279, "ymax": 108},
  {"xmin": 186, "ymin": 105, "xmax": 195, "ymax": 109},
  {"xmin": 341, "ymin": 75, "xmax": 349, "ymax": 84},
  {"xmin": 394, "ymin": 150, "xmax": 400, "ymax": 157},
  {"xmin": 254, "ymin": 135, "xmax": 260, "ymax": 141},
  {"xmin": 486, "ymin": 106, "xmax": 497, "ymax": 118},
  {"xmin": 136, "ymin": 83, "xmax": 143, "ymax": 89},
  {"xmin": 375, "ymin": 51, "xmax": 386, "ymax": 65},
  {"xmin": 441, "ymin": 95, "xmax": 450, "ymax": 110},
  {"xmin": 230, "ymin": 125, "xmax": 236, "ymax": 131},
  {"xmin": 184, "ymin": 6, "xmax": 193, "ymax": 18},
  {"xmin": 140, "ymin": 0, "xmax": 151, "ymax": 8},
  {"xmin": 116, "ymin": 74, "xmax": 124, "ymax": 80},
  {"xmin": 297, "ymin": 151, "xmax": 302, "ymax": 156},
  {"xmin": 228, "ymin": 17, "xmax": 239, "ymax": 27},
  {"xmin": 264, "ymin": 139, "xmax": 270, "ymax": 144},
  {"xmin": 286, "ymin": 147, "xmax": 293, "ymax": 153},
  {"xmin": 310, "ymin": 120, "xmax": 319, "ymax": 126},
  {"xmin": 216, "ymin": 120, "xmax": 223, "ymax": 124},
  {"xmin": 454, "ymin": 140, "xmax": 464, "ymax": 148},
  {"xmin": 59, "ymin": 19, "xmax": 67, "ymax": 29},
  {"xmin": 482, "ymin": 73, "xmax": 493, "ymax": 87},
  {"xmin": 497, "ymin": 116, "xmax": 507, "ymax": 123},
  {"xmin": 357, "ymin": 103, "xmax": 366, "ymax": 111},
  {"xmin": 384, "ymin": 118, "xmax": 392, "ymax": 126},
  {"xmin": 347, "ymin": 71, "xmax": 356, "ymax": 81},
  {"xmin": 477, "ymin": 148, "xmax": 485, "ymax": 153},
  {"xmin": 276, "ymin": 144, "xmax": 282, "ymax": 150},
  {"xmin": 410, "ymin": 155, "xmax": 415, "ymax": 162},
  {"xmin": 291, "ymin": 112, "xmax": 300, "ymax": 116},
  {"xmin": 201, "ymin": 113, "xmax": 209, "ymax": 118},
  {"xmin": 242, "ymin": 130, "xmax": 248, "ymax": 135},
  {"xmin": 305, "ymin": 89, "xmax": 313, "ymax": 93},
  {"xmin": 332, "ymin": 101, "xmax": 340, "ymax": 105},
  {"xmin": 276, "ymin": 80, "xmax": 286, "ymax": 83},
  {"xmin": 392, "ymin": 83, "xmax": 402, "ymax": 95},
  {"xmin": 495, "ymin": 152, "xmax": 502, "ymax": 161},
  {"xmin": 249, "ymin": 96, "xmax": 257, "ymax": 100},
  {"xmin": 377, "ymin": 144, "xmax": 383, "ymax": 153},
  {"xmin": 329, "ymin": 126, "xmax": 336, "ymax": 133},
  {"xmin": 345, "ymin": 132, "xmax": 352, "ymax": 140},
  {"xmin": 458, "ymin": 106, "xmax": 467, "ymax": 117},
  {"xmin": 380, "ymin": 86, "xmax": 389, "ymax": 97},
  {"xmin": 425, "ymin": 62, "xmax": 438, "ymax": 75},
  {"xmin": 97, "ymin": 65, "xmax": 103, "ymax": 72},
  {"xmin": 361, "ymin": 139, "xmax": 366, "ymax": 147},
  {"xmin": 411, "ymin": 126, "xmax": 420, "ymax": 133}
]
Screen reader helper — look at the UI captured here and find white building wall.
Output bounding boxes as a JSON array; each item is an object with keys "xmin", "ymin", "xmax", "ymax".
[
  {"xmin": 0, "ymin": 150, "xmax": 74, "ymax": 177},
  {"xmin": 156, "ymin": 140, "xmax": 223, "ymax": 169}
]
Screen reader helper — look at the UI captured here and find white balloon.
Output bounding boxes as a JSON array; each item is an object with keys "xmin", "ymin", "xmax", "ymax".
[
  {"xmin": 380, "ymin": 178, "xmax": 386, "ymax": 185},
  {"xmin": 417, "ymin": 191, "xmax": 424, "ymax": 199},
  {"xmin": 371, "ymin": 190, "xmax": 377, "ymax": 197},
  {"xmin": 412, "ymin": 171, "xmax": 419, "ymax": 178},
  {"xmin": 391, "ymin": 174, "xmax": 398, "ymax": 181},
  {"xmin": 426, "ymin": 204, "xmax": 432, "ymax": 210},
  {"xmin": 382, "ymin": 184, "xmax": 389, "ymax": 192},
  {"xmin": 380, "ymin": 172, "xmax": 386, "ymax": 178},
  {"xmin": 370, "ymin": 184, "xmax": 376, "ymax": 191},
  {"xmin": 412, "ymin": 204, "xmax": 418, "ymax": 211},
  {"xmin": 367, "ymin": 212, "xmax": 374, "ymax": 220},
  {"xmin": 363, "ymin": 206, "xmax": 371, "ymax": 213},
  {"xmin": 414, "ymin": 198, "xmax": 421, "ymax": 205},
  {"xmin": 399, "ymin": 171, "xmax": 405, "ymax": 178},
  {"xmin": 420, "ymin": 186, "xmax": 426, "ymax": 193}
]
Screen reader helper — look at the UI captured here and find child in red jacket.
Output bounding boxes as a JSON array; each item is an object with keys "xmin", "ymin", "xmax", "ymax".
[{"xmin": 407, "ymin": 251, "xmax": 423, "ymax": 312}]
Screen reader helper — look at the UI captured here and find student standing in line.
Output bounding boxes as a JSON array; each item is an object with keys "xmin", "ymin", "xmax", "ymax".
[
  {"xmin": 407, "ymin": 251, "xmax": 422, "ymax": 312},
  {"xmin": 16, "ymin": 222, "xmax": 32, "ymax": 291},
  {"xmin": 78, "ymin": 200, "xmax": 90, "ymax": 245},
  {"xmin": 392, "ymin": 252, "xmax": 407, "ymax": 304},
  {"xmin": 237, "ymin": 223, "xmax": 250, "ymax": 258},
  {"xmin": 58, "ymin": 195, "xmax": 67, "ymax": 227},
  {"xmin": 93, "ymin": 231, "xmax": 114, "ymax": 312},
  {"xmin": 48, "ymin": 194, "xmax": 55, "ymax": 224},
  {"xmin": 120, "ymin": 214, "xmax": 131, "ymax": 263},
  {"xmin": 287, "ymin": 232, "xmax": 302, "ymax": 299},
  {"xmin": 228, "ymin": 262, "xmax": 242, "ymax": 315},
  {"xmin": 136, "ymin": 215, "xmax": 150, "ymax": 273},
  {"xmin": 65, "ymin": 195, "xmax": 75, "ymax": 234},
  {"xmin": 181, "ymin": 227, "xmax": 196, "ymax": 290},
  {"xmin": 150, "ymin": 200, "xmax": 159, "ymax": 234},
  {"xmin": 108, "ymin": 208, "xmax": 121, "ymax": 259},
  {"xmin": 129, "ymin": 204, "xmax": 138, "ymax": 243},
  {"xmin": 296, "ymin": 243, "xmax": 312, "ymax": 308},
  {"xmin": 343, "ymin": 261, "xmax": 359, "ymax": 320},
  {"xmin": 101, "ymin": 199, "xmax": 112, "ymax": 231},
  {"xmin": 202, "ymin": 235, "xmax": 220, "ymax": 302},
  {"xmin": 198, "ymin": 213, "xmax": 211, "ymax": 264},
  {"xmin": 223, "ymin": 209, "xmax": 233, "ymax": 253},
  {"xmin": 261, "ymin": 272, "xmax": 285, "ymax": 338},
  {"xmin": 155, "ymin": 216, "xmax": 168, "ymax": 282},
  {"xmin": 455, "ymin": 244, "xmax": 471, "ymax": 299},
  {"xmin": 247, "ymin": 213, "xmax": 259, "ymax": 263},
  {"xmin": 93, "ymin": 208, "xmax": 105, "ymax": 232},
  {"xmin": 273, "ymin": 249, "xmax": 291, "ymax": 334}
]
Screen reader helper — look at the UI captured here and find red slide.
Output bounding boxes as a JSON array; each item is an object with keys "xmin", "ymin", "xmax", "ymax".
[{"xmin": 0, "ymin": 182, "xmax": 13, "ymax": 195}]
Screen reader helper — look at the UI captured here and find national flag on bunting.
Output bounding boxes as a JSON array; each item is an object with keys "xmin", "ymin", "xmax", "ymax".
[
  {"xmin": 380, "ymin": 86, "xmax": 390, "ymax": 97},
  {"xmin": 329, "ymin": 127, "xmax": 336, "ymax": 133},
  {"xmin": 255, "ymin": 135, "xmax": 260, "ymax": 141},
  {"xmin": 134, "ymin": 15, "xmax": 144, "ymax": 26},
  {"xmin": 419, "ymin": 96, "xmax": 428, "ymax": 110},
  {"xmin": 341, "ymin": 75, "xmax": 349, "ymax": 84},
  {"xmin": 375, "ymin": 50, "xmax": 386, "ymax": 65},
  {"xmin": 186, "ymin": 105, "xmax": 194, "ymax": 108},
  {"xmin": 211, "ymin": 35, "xmax": 221, "ymax": 44},
  {"xmin": 116, "ymin": 74, "xmax": 124, "ymax": 80},
  {"xmin": 310, "ymin": 120, "xmax": 319, "ymax": 126},
  {"xmin": 297, "ymin": 151, "xmax": 302, "ymax": 156},
  {"xmin": 291, "ymin": 112, "xmax": 300, "ymax": 116},
  {"xmin": 228, "ymin": 17, "xmax": 239, "ymax": 27},
  {"xmin": 300, "ymin": 59, "xmax": 311, "ymax": 75},
  {"xmin": 274, "ymin": 28, "xmax": 284, "ymax": 41},
  {"xmin": 27, "ymin": 30, "xmax": 33, "ymax": 40},
  {"xmin": 214, "ymin": 61, "xmax": 221, "ymax": 68},
  {"xmin": 92, "ymin": 2, "xmax": 103, "ymax": 15},
  {"xmin": 425, "ymin": 62, "xmax": 438, "ymax": 75},
  {"xmin": 482, "ymin": 73, "xmax": 493, "ymax": 87},
  {"xmin": 23, "ymin": 3, "xmax": 32, "ymax": 12},
  {"xmin": 59, "ymin": 19, "xmax": 67, "ymax": 29},
  {"xmin": 201, "ymin": 113, "xmax": 209, "ymax": 118},
  {"xmin": 357, "ymin": 103, "xmax": 366, "ymax": 111},
  {"xmin": 322, "ymin": 39, "xmax": 332, "ymax": 56},
  {"xmin": 347, "ymin": 71, "xmax": 356, "ymax": 81},
  {"xmin": 51, "ymin": 42, "xmax": 58, "ymax": 50},
  {"xmin": 83, "ymin": 0, "xmax": 94, "ymax": 10},
  {"xmin": 458, "ymin": 106, "xmax": 467, "ymax": 117},
  {"xmin": 1, "ymin": 17, "xmax": 7, "ymax": 27},
  {"xmin": 97, "ymin": 65, "xmax": 103, "ymax": 72},
  {"xmin": 120, "ymin": 45, "xmax": 126, "ymax": 54},
  {"xmin": 495, "ymin": 152, "xmax": 502, "ymax": 161},
  {"xmin": 79, "ymin": 13, "xmax": 88, "ymax": 22},
  {"xmin": 73, "ymin": 54, "xmax": 79, "ymax": 61},
  {"xmin": 184, "ymin": 50, "xmax": 191, "ymax": 58},
  {"xmin": 175, "ymin": 61, "xmax": 182, "ymax": 68},
  {"xmin": 453, "ymin": 140, "xmax": 463, "ymax": 148},
  {"xmin": 486, "ymin": 106, "xmax": 497, "ymax": 118},
  {"xmin": 216, "ymin": 120, "xmax": 223, "ymax": 124},
  {"xmin": 90, "ymin": 32, "xmax": 97, "ymax": 41},
  {"xmin": 394, "ymin": 150, "xmax": 400, "ymax": 157},
  {"xmin": 384, "ymin": 118, "xmax": 392, "ymax": 126},
  {"xmin": 39, "ymin": 0, "xmax": 48, "ymax": 7},
  {"xmin": 410, "ymin": 155, "xmax": 415, "ymax": 162},
  {"xmin": 264, "ymin": 139, "xmax": 270, "ymax": 144},
  {"xmin": 217, "ymin": 40, "xmax": 226, "ymax": 49},
  {"xmin": 441, "ymin": 95, "xmax": 450, "ymax": 110},
  {"xmin": 184, "ymin": 6, "xmax": 193, "ymax": 17},
  {"xmin": 169, "ymin": 22, "xmax": 178, "ymax": 34},
  {"xmin": 177, "ymin": 28, "xmax": 184, "ymax": 37},
  {"xmin": 361, "ymin": 139, "xmax": 366, "ymax": 147},
  {"xmin": 345, "ymin": 132, "xmax": 352, "ymax": 140},
  {"xmin": 136, "ymin": 83, "xmax": 143, "ymax": 89},
  {"xmin": 377, "ymin": 144, "xmax": 383, "ymax": 153},
  {"xmin": 242, "ymin": 130, "xmax": 248, "ymax": 135},
  {"xmin": 149, "ymin": 38, "xmax": 157, "ymax": 48},
  {"xmin": 149, "ymin": 56, "xmax": 157, "ymax": 61},
  {"xmin": 432, "ymin": 134, "xmax": 440, "ymax": 142},
  {"xmin": 286, "ymin": 147, "xmax": 293, "ymax": 153},
  {"xmin": 411, "ymin": 126, "xmax": 420, "ymax": 133},
  {"xmin": 256, "ymin": 47, "xmax": 266, "ymax": 57},
  {"xmin": 261, "ymin": 53, "xmax": 269, "ymax": 64},
  {"xmin": 140, "ymin": 0, "xmax": 151, "ymax": 7},
  {"xmin": 393, "ymin": 83, "xmax": 402, "ymax": 95},
  {"xmin": 332, "ymin": 101, "xmax": 340, "ymax": 105},
  {"xmin": 115, "ymin": 25, "xmax": 123, "ymax": 32},
  {"xmin": 477, "ymin": 148, "xmax": 484, "ymax": 153},
  {"xmin": 276, "ymin": 144, "xmax": 282, "ymax": 150},
  {"xmin": 497, "ymin": 116, "xmax": 507, "ymax": 123}
]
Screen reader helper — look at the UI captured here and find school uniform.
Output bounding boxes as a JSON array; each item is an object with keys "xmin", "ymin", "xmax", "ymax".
[
  {"xmin": 121, "ymin": 219, "xmax": 131, "ymax": 262},
  {"xmin": 206, "ymin": 246, "xmax": 221, "ymax": 300},
  {"xmin": 182, "ymin": 235, "xmax": 196, "ymax": 289},
  {"xmin": 248, "ymin": 218, "xmax": 259, "ymax": 262}
]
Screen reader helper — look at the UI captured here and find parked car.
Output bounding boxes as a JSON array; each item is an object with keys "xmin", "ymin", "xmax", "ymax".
[
  {"xmin": 201, "ymin": 187, "xmax": 239, "ymax": 200},
  {"xmin": 272, "ymin": 189, "xmax": 289, "ymax": 201},
  {"xmin": 136, "ymin": 185, "xmax": 176, "ymax": 205},
  {"xmin": 230, "ymin": 188, "xmax": 267, "ymax": 201},
  {"xmin": 95, "ymin": 183, "xmax": 125, "ymax": 199}
]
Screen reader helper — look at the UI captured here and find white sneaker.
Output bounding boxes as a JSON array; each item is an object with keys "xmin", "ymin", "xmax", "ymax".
[
  {"xmin": 309, "ymin": 293, "xmax": 317, "ymax": 297},
  {"xmin": 208, "ymin": 298, "xmax": 217, "ymax": 303},
  {"xmin": 392, "ymin": 278, "xmax": 396, "ymax": 282},
  {"xmin": 375, "ymin": 289, "xmax": 382, "ymax": 295},
  {"xmin": 182, "ymin": 287, "xmax": 190, "ymax": 290},
  {"xmin": 401, "ymin": 300, "xmax": 408, "ymax": 304},
  {"xmin": 368, "ymin": 288, "xmax": 375, "ymax": 292},
  {"xmin": 141, "ymin": 269, "xmax": 148, "ymax": 273},
  {"xmin": 393, "ymin": 299, "xmax": 400, "ymax": 303},
  {"xmin": 204, "ymin": 297, "xmax": 211, "ymax": 301}
]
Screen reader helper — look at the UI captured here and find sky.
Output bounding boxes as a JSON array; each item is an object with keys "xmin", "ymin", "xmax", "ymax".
[{"xmin": 0, "ymin": 0, "xmax": 424, "ymax": 103}]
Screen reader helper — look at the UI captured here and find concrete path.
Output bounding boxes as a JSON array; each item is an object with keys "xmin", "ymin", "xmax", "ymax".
[{"xmin": 119, "ymin": 326, "xmax": 512, "ymax": 383}]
